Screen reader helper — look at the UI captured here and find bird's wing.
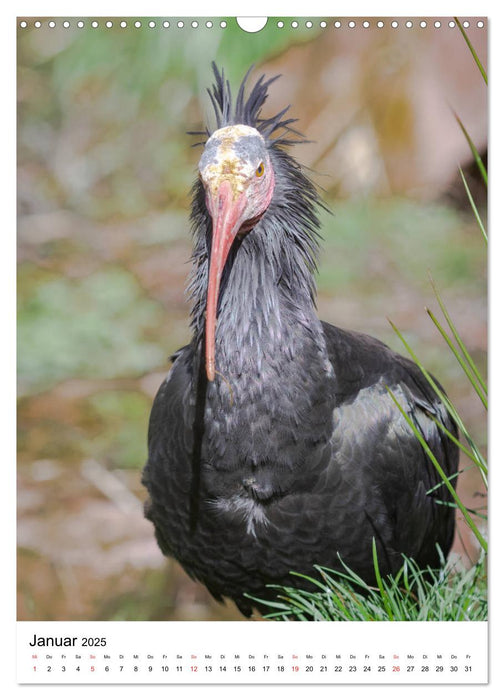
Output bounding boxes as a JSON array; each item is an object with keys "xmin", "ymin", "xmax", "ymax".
[
  {"xmin": 321, "ymin": 322, "xmax": 459, "ymax": 567},
  {"xmin": 142, "ymin": 345, "xmax": 197, "ymax": 557}
]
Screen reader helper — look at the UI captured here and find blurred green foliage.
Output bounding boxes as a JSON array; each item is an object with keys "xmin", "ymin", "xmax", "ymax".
[
  {"xmin": 86, "ymin": 390, "xmax": 153, "ymax": 470},
  {"xmin": 318, "ymin": 198, "xmax": 484, "ymax": 294},
  {"xmin": 18, "ymin": 266, "xmax": 165, "ymax": 394}
]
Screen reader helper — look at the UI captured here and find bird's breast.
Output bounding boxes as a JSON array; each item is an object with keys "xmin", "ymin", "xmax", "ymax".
[{"xmin": 197, "ymin": 387, "xmax": 336, "ymax": 542}]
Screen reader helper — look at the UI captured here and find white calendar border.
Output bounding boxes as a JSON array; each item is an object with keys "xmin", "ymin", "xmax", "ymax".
[
  {"xmin": 6, "ymin": 0, "xmax": 503, "ymax": 696},
  {"xmin": 17, "ymin": 620, "xmax": 488, "ymax": 685}
]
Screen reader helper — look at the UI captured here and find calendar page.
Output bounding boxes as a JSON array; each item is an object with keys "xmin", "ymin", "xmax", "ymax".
[{"xmin": 16, "ymin": 6, "xmax": 489, "ymax": 690}]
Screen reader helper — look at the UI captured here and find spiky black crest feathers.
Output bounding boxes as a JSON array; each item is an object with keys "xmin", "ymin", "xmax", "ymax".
[{"xmin": 191, "ymin": 62, "xmax": 305, "ymax": 146}]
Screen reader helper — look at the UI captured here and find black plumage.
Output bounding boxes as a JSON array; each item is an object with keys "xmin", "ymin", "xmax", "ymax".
[{"xmin": 142, "ymin": 64, "xmax": 459, "ymax": 617}]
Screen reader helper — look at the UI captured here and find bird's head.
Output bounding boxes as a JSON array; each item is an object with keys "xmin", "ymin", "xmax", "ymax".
[{"xmin": 198, "ymin": 123, "xmax": 276, "ymax": 381}]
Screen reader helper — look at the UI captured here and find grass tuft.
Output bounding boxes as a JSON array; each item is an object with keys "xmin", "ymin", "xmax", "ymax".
[{"xmin": 248, "ymin": 548, "xmax": 487, "ymax": 621}]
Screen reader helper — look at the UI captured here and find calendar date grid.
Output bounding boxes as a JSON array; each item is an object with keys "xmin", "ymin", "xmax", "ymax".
[{"xmin": 28, "ymin": 649, "xmax": 477, "ymax": 680}]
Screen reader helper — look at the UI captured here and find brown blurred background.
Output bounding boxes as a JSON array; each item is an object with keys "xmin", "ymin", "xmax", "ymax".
[{"xmin": 17, "ymin": 16, "xmax": 487, "ymax": 621}]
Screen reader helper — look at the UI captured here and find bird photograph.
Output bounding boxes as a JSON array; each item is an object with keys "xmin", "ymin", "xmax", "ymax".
[
  {"xmin": 17, "ymin": 17, "xmax": 487, "ymax": 622},
  {"xmin": 143, "ymin": 63, "xmax": 460, "ymax": 617}
]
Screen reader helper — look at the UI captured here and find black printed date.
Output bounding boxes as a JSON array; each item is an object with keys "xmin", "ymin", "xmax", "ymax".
[{"xmin": 81, "ymin": 637, "xmax": 107, "ymax": 647}]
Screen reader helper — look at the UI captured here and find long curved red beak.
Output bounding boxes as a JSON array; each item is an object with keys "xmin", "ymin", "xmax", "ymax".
[{"xmin": 205, "ymin": 180, "xmax": 247, "ymax": 382}]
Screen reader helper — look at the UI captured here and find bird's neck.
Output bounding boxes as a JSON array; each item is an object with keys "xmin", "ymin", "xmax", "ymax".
[
  {"xmin": 221, "ymin": 235, "xmax": 319, "ymax": 376},
  {"xmin": 189, "ymin": 224, "xmax": 334, "ymax": 409}
]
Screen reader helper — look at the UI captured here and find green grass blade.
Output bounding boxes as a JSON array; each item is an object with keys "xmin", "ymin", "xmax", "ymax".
[
  {"xmin": 426, "ymin": 308, "xmax": 487, "ymax": 409},
  {"xmin": 328, "ymin": 558, "xmax": 375, "ymax": 590},
  {"xmin": 429, "ymin": 275, "xmax": 487, "ymax": 394},
  {"xmin": 388, "ymin": 321, "xmax": 459, "ymax": 416},
  {"xmin": 389, "ymin": 319, "xmax": 487, "ymax": 471},
  {"xmin": 372, "ymin": 539, "xmax": 394, "ymax": 620},
  {"xmin": 455, "ymin": 17, "xmax": 488, "ymax": 84},
  {"xmin": 433, "ymin": 415, "xmax": 487, "ymax": 484},
  {"xmin": 427, "ymin": 416, "xmax": 486, "ymax": 473},
  {"xmin": 425, "ymin": 468, "xmax": 460, "ymax": 493},
  {"xmin": 386, "ymin": 386, "xmax": 487, "ymax": 552},
  {"xmin": 432, "ymin": 500, "xmax": 487, "ymax": 520},
  {"xmin": 459, "ymin": 167, "xmax": 487, "ymax": 242},
  {"xmin": 453, "ymin": 111, "xmax": 487, "ymax": 186}
]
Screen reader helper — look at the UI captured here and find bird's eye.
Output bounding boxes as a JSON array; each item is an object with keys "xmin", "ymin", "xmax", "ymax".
[{"xmin": 255, "ymin": 162, "xmax": 265, "ymax": 178}]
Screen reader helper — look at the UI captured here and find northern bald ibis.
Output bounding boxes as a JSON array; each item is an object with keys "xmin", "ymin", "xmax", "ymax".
[{"xmin": 142, "ymin": 64, "xmax": 459, "ymax": 617}]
